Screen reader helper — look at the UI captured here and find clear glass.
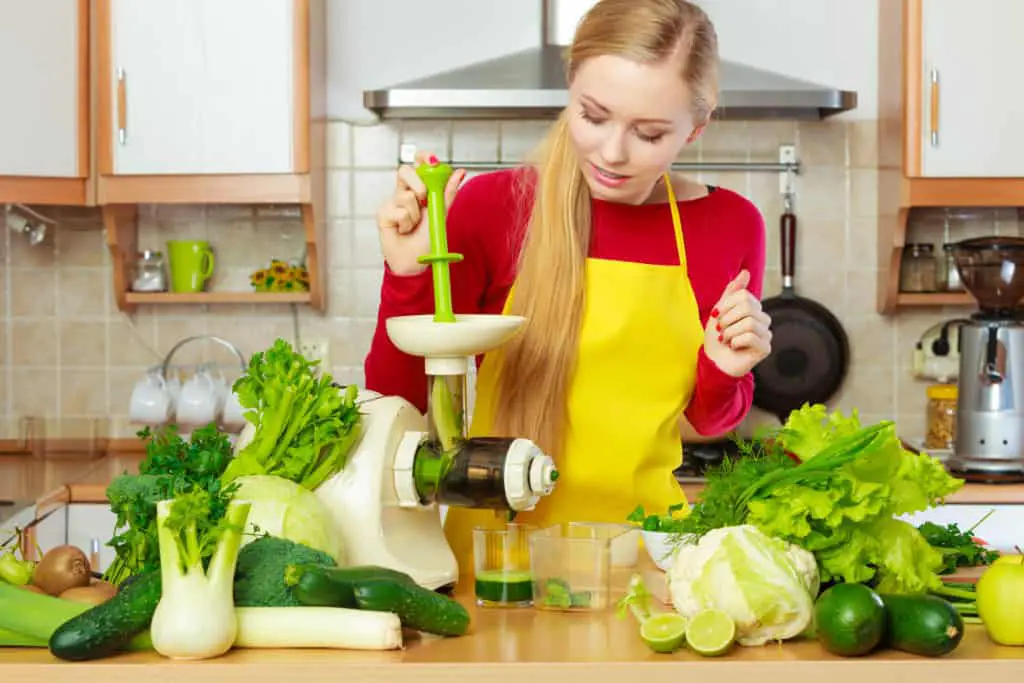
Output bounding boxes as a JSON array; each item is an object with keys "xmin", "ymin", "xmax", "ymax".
[
  {"xmin": 427, "ymin": 374, "xmax": 465, "ymax": 451},
  {"xmin": 473, "ymin": 524, "xmax": 536, "ymax": 608},
  {"xmin": 131, "ymin": 250, "xmax": 167, "ymax": 292},
  {"xmin": 529, "ymin": 522, "xmax": 628, "ymax": 612},
  {"xmin": 899, "ymin": 243, "xmax": 938, "ymax": 293}
]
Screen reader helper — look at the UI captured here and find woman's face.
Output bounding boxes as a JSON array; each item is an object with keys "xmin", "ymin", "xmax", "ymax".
[{"xmin": 567, "ymin": 55, "xmax": 699, "ymax": 204}]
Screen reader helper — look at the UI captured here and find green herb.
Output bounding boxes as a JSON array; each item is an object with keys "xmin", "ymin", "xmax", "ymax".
[
  {"xmin": 104, "ymin": 424, "xmax": 236, "ymax": 585},
  {"xmin": 626, "ymin": 503, "xmax": 688, "ymax": 532},
  {"xmin": 918, "ymin": 510, "xmax": 1001, "ymax": 573},
  {"xmin": 221, "ymin": 338, "xmax": 362, "ymax": 490}
]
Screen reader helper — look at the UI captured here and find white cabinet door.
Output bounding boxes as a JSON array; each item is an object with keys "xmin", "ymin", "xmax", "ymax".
[
  {"xmin": 110, "ymin": 0, "xmax": 295, "ymax": 176},
  {"xmin": 0, "ymin": 0, "xmax": 81, "ymax": 177},
  {"xmin": 29, "ymin": 504, "xmax": 117, "ymax": 574},
  {"xmin": 920, "ymin": 0, "xmax": 1024, "ymax": 178}
]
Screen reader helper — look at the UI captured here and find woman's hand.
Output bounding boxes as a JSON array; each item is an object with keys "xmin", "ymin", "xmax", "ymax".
[
  {"xmin": 376, "ymin": 150, "xmax": 467, "ymax": 276},
  {"xmin": 703, "ymin": 270, "xmax": 772, "ymax": 378}
]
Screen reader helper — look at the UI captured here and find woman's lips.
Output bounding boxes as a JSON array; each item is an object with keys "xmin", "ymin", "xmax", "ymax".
[{"xmin": 590, "ymin": 163, "xmax": 630, "ymax": 188}]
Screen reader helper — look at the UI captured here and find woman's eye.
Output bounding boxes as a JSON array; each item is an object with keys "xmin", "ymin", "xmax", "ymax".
[
  {"xmin": 637, "ymin": 130, "xmax": 666, "ymax": 144},
  {"xmin": 580, "ymin": 109, "xmax": 605, "ymax": 125}
]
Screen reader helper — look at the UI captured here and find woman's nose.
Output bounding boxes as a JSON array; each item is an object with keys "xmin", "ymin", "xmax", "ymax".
[{"xmin": 600, "ymin": 132, "xmax": 628, "ymax": 165}]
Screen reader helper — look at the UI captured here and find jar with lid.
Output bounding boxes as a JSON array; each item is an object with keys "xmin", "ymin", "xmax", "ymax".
[
  {"xmin": 900, "ymin": 243, "xmax": 938, "ymax": 292},
  {"xmin": 131, "ymin": 250, "xmax": 167, "ymax": 292},
  {"xmin": 924, "ymin": 383, "xmax": 957, "ymax": 450}
]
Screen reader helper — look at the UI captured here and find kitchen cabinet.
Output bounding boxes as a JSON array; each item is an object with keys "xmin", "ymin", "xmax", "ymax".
[
  {"xmin": 95, "ymin": 0, "xmax": 328, "ymax": 312},
  {"xmin": 0, "ymin": 0, "xmax": 89, "ymax": 205},
  {"xmin": 915, "ymin": 0, "xmax": 1024, "ymax": 179},
  {"xmin": 876, "ymin": 0, "xmax": 1024, "ymax": 314},
  {"xmin": 104, "ymin": 0, "xmax": 296, "ymax": 177}
]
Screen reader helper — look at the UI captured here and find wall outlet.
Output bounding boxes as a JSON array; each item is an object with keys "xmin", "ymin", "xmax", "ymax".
[{"xmin": 299, "ymin": 337, "xmax": 331, "ymax": 372}]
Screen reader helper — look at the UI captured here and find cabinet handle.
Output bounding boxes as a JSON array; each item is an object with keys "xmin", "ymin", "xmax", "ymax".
[
  {"xmin": 929, "ymin": 68, "xmax": 940, "ymax": 147},
  {"xmin": 117, "ymin": 68, "xmax": 127, "ymax": 145}
]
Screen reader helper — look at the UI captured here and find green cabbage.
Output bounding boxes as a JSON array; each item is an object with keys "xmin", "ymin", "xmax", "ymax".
[
  {"xmin": 231, "ymin": 474, "xmax": 344, "ymax": 563},
  {"xmin": 668, "ymin": 525, "xmax": 818, "ymax": 646}
]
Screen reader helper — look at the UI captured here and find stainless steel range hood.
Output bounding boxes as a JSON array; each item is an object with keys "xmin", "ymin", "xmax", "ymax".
[{"xmin": 363, "ymin": 2, "xmax": 857, "ymax": 121}]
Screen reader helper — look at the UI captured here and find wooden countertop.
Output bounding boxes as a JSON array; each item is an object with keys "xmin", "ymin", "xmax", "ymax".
[{"xmin": 0, "ymin": 594, "xmax": 1021, "ymax": 683}]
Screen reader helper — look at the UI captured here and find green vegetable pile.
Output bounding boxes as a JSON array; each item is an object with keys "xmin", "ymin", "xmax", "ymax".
[
  {"xmin": 222, "ymin": 338, "xmax": 362, "ymax": 490},
  {"xmin": 672, "ymin": 404, "xmax": 965, "ymax": 595}
]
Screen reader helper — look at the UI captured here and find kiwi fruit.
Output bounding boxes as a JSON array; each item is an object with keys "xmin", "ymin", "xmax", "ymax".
[{"xmin": 31, "ymin": 545, "xmax": 91, "ymax": 596}]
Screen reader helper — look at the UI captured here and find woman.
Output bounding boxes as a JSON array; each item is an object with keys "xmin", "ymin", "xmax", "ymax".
[{"xmin": 365, "ymin": 0, "xmax": 772, "ymax": 574}]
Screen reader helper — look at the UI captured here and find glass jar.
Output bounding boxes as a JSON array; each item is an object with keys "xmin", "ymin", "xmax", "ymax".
[
  {"xmin": 924, "ymin": 383, "xmax": 957, "ymax": 450},
  {"xmin": 900, "ymin": 243, "xmax": 938, "ymax": 292},
  {"xmin": 131, "ymin": 250, "xmax": 167, "ymax": 292}
]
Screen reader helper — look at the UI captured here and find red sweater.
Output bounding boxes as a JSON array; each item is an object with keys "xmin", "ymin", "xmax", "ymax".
[{"xmin": 364, "ymin": 168, "xmax": 766, "ymax": 437}]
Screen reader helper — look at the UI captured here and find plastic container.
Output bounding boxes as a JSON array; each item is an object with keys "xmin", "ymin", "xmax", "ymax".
[
  {"xmin": 472, "ymin": 523, "xmax": 536, "ymax": 607},
  {"xmin": 925, "ymin": 383, "xmax": 958, "ymax": 450},
  {"xmin": 528, "ymin": 522, "xmax": 627, "ymax": 611}
]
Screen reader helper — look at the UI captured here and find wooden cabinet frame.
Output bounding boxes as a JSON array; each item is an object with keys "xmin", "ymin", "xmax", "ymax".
[
  {"xmin": 92, "ymin": 0, "xmax": 327, "ymax": 313},
  {"xmin": 877, "ymin": 0, "xmax": 1024, "ymax": 314},
  {"xmin": 0, "ymin": 0, "xmax": 91, "ymax": 206}
]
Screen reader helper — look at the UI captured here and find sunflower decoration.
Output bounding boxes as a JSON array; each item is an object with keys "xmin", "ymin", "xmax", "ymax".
[{"xmin": 250, "ymin": 258, "xmax": 310, "ymax": 292}]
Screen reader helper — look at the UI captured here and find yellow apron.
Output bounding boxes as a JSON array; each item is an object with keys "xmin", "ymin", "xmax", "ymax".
[{"xmin": 443, "ymin": 174, "xmax": 704, "ymax": 576}]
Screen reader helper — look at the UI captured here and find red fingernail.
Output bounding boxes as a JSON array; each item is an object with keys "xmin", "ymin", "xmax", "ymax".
[
  {"xmin": 711, "ymin": 308, "xmax": 719, "ymax": 318},
  {"xmin": 718, "ymin": 334, "xmax": 724, "ymax": 342},
  {"xmin": 428, "ymin": 155, "xmax": 439, "ymax": 165},
  {"xmin": 715, "ymin": 323, "xmax": 721, "ymax": 333},
  {"xmin": 419, "ymin": 197, "xmax": 427, "ymax": 207}
]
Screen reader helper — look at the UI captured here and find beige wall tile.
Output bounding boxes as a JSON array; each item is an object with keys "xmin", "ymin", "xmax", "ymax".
[{"xmin": 2, "ymin": 117, "xmax": 993, "ymax": 439}]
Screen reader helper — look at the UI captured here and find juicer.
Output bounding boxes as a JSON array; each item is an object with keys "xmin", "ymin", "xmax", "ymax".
[
  {"xmin": 944, "ymin": 237, "xmax": 1024, "ymax": 480},
  {"xmin": 315, "ymin": 162, "xmax": 559, "ymax": 589}
]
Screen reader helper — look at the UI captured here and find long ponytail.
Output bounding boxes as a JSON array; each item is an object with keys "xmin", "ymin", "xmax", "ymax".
[{"xmin": 489, "ymin": 113, "xmax": 591, "ymax": 457}]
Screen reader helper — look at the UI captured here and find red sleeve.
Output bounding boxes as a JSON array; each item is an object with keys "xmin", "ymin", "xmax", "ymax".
[
  {"xmin": 684, "ymin": 195, "xmax": 767, "ymax": 437},
  {"xmin": 363, "ymin": 173, "xmax": 505, "ymax": 414}
]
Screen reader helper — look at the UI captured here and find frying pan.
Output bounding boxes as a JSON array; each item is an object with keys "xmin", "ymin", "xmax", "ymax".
[{"xmin": 752, "ymin": 203, "xmax": 850, "ymax": 423}]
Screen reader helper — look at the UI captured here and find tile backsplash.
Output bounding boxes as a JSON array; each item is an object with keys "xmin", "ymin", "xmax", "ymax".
[{"xmin": 0, "ymin": 118, "xmax": 993, "ymax": 442}]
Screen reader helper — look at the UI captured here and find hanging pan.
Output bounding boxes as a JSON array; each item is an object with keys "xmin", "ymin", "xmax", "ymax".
[{"xmin": 752, "ymin": 201, "xmax": 850, "ymax": 423}]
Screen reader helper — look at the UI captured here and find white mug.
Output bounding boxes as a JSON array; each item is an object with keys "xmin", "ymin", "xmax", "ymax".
[
  {"xmin": 128, "ymin": 371, "xmax": 172, "ymax": 425},
  {"xmin": 175, "ymin": 369, "xmax": 219, "ymax": 427}
]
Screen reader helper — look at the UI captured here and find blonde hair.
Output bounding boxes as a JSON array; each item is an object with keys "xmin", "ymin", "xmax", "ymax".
[{"xmin": 490, "ymin": 0, "xmax": 720, "ymax": 457}]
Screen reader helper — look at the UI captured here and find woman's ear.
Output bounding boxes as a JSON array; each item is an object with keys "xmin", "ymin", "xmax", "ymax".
[{"xmin": 686, "ymin": 125, "xmax": 706, "ymax": 144}]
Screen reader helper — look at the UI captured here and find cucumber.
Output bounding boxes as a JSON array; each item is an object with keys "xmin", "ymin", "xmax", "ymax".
[
  {"xmin": 49, "ymin": 570, "xmax": 162, "ymax": 661},
  {"xmin": 878, "ymin": 593, "xmax": 964, "ymax": 657},
  {"xmin": 353, "ymin": 578, "xmax": 470, "ymax": 637},
  {"xmin": 286, "ymin": 564, "xmax": 417, "ymax": 608}
]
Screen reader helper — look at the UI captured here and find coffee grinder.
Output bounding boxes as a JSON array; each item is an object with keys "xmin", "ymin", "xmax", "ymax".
[{"xmin": 944, "ymin": 236, "xmax": 1024, "ymax": 480}]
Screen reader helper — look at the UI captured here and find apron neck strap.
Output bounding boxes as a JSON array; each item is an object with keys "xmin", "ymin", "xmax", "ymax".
[{"xmin": 662, "ymin": 173, "xmax": 687, "ymax": 268}]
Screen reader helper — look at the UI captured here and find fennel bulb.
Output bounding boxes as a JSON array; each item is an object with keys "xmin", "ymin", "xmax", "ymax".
[
  {"xmin": 150, "ymin": 493, "xmax": 252, "ymax": 660},
  {"xmin": 668, "ymin": 525, "xmax": 818, "ymax": 646}
]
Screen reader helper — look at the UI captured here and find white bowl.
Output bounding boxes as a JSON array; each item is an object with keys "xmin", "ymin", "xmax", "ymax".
[{"xmin": 641, "ymin": 530, "xmax": 677, "ymax": 571}]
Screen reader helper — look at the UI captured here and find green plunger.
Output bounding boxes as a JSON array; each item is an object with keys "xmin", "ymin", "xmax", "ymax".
[{"xmin": 416, "ymin": 162, "xmax": 464, "ymax": 323}]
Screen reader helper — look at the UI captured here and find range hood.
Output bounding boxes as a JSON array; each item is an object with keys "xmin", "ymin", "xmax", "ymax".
[{"xmin": 363, "ymin": 2, "xmax": 857, "ymax": 121}]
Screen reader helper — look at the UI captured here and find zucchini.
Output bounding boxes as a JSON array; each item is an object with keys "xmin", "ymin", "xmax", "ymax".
[
  {"xmin": 879, "ymin": 593, "xmax": 964, "ymax": 657},
  {"xmin": 49, "ymin": 570, "xmax": 162, "ymax": 661},
  {"xmin": 352, "ymin": 578, "xmax": 470, "ymax": 637},
  {"xmin": 286, "ymin": 564, "xmax": 417, "ymax": 608}
]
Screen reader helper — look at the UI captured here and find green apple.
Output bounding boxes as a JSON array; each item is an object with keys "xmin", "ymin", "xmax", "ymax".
[
  {"xmin": 977, "ymin": 562, "xmax": 1024, "ymax": 646},
  {"xmin": 993, "ymin": 553, "xmax": 1024, "ymax": 567}
]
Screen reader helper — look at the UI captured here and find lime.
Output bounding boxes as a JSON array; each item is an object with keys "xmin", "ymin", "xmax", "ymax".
[
  {"xmin": 814, "ymin": 583, "xmax": 886, "ymax": 656},
  {"xmin": 685, "ymin": 609, "xmax": 736, "ymax": 656},
  {"xmin": 640, "ymin": 613, "xmax": 688, "ymax": 654}
]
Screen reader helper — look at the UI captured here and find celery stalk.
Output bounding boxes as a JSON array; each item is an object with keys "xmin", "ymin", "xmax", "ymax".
[{"xmin": 0, "ymin": 626, "xmax": 45, "ymax": 647}]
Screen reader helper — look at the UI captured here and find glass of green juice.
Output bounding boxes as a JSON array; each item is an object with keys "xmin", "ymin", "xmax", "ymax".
[{"xmin": 472, "ymin": 524, "xmax": 536, "ymax": 607}]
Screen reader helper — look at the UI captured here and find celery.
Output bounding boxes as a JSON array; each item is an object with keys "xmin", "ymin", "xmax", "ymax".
[{"xmin": 0, "ymin": 626, "xmax": 45, "ymax": 647}]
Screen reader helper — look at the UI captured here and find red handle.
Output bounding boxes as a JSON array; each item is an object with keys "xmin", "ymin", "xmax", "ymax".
[{"xmin": 781, "ymin": 211, "xmax": 796, "ymax": 283}]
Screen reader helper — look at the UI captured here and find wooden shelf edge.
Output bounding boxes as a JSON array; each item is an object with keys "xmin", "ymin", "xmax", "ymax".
[
  {"xmin": 902, "ymin": 177, "xmax": 1024, "ymax": 207},
  {"xmin": 124, "ymin": 291, "xmax": 311, "ymax": 305},
  {"xmin": 97, "ymin": 173, "xmax": 311, "ymax": 204},
  {"xmin": 894, "ymin": 292, "xmax": 975, "ymax": 307},
  {"xmin": 0, "ymin": 177, "xmax": 89, "ymax": 205}
]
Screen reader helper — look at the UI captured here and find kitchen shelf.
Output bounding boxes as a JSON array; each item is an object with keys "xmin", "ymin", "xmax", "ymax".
[
  {"xmin": 124, "ymin": 292, "xmax": 312, "ymax": 306},
  {"xmin": 894, "ymin": 292, "xmax": 974, "ymax": 308}
]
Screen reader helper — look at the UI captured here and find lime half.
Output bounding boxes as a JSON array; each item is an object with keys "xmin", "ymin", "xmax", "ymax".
[
  {"xmin": 640, "ymin": 613, "xmax": 687, "ymax": 654},
  {"xmin": 685, "ymin": 609, "xmax": 736, "ymax": 657}
]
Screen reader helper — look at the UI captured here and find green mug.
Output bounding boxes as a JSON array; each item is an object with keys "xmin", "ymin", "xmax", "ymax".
[{"xmin": 167, "ymin": 240, "xmax": 215, "ymax": 293}]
